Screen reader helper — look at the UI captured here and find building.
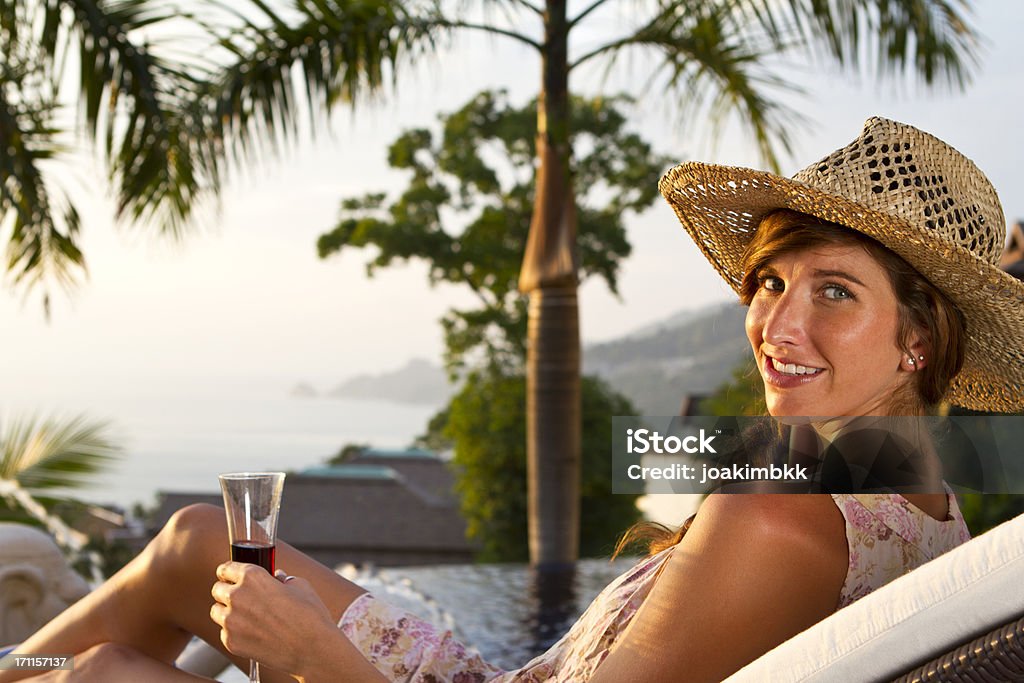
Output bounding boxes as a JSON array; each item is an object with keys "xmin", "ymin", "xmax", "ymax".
[
  {"xmin": 1001, "ymin": 221, "xmax": 1024, "ymax": 267},
  {"xmin": 1003, "ymin": 221, "xmax": 1024, "ymax": 280},
  {"xmin": 149, "ymin": 448, "xmax": 476, "ymax": 568}
]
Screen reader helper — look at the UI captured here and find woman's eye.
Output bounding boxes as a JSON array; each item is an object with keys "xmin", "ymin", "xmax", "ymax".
[
  {"xmin": 760, "ymin": 275, "xmax": 783, "ymax": 291},
  {"xmin": 822, "ymin": 284, "xmax": 853, "ymax": 300}
]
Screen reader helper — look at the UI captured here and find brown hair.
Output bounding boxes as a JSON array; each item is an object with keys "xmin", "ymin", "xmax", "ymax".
[{"xmin": 613, "ymin": 209, "xmax": 967, "ymax": 558}]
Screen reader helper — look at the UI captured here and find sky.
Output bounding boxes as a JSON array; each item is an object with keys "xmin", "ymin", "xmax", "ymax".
[{"xmin": 1, "ymin": 1, "xmax": 1022, "ymax": 403}]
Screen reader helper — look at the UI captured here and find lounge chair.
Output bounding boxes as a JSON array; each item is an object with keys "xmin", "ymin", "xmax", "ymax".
[{"xmin": 725, "ymin": 511, "xmax": 1024, "ymax": 682}]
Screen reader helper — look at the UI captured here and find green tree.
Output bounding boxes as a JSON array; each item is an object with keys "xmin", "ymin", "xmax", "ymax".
[
  {"xmin": 958, "ymin": 494, "xmax": 1024, "ymax": 536},
  {"xmin": 326, "ymin": 90, "xmax": 657, "ymax": 559},
  {"xmin": 326, "ymin": 442, "xmax": 369, "ymax": 464},
  {"xmin": 438, "ymin": 370, "xmax": 641, "ymax": 562},
  {"xmin": 317, "ymin": 89, "xmax": 669, "ymax": 377},
  {"xmin": 701, "ymin": 356, "xmax": 765, "ymax": 417},
  {"xmin": 3, "ymin": 0, "xmax": 981, "ymax": 567}
]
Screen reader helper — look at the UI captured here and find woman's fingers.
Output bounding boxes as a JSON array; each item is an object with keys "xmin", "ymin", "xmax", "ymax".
[
  {"xmin": 209, "ymin": 601, "xmax": 226, "ymax": 627},
  {"xmin": 210, "ymin": 579, "xmax": 231, "ymax": 606},
  {"xmin": 215, "ymin": 561, "xmax": 258, "ymax": 583},
  {"xmin": 209, "ymin": 564, "xmax": 338, "ymax": 671},
  {"xmin": 211, "ymin": 562, "xmax": 269, "ymax": 610}
]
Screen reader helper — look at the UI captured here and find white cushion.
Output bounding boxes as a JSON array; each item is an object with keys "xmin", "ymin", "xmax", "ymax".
[{"xmin": 724, "ymin": 512, "xmax": 1024, "ymax": 682}]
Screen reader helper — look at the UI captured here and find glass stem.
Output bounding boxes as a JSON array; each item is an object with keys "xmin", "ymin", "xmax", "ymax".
[{"xmin": 249, "ymin": 659, "xmax": 260, "ymax": 682}]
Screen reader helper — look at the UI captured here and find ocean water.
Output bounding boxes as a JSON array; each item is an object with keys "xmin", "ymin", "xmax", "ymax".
[{"xmin": 0, "ymin": 378, "xmax": 439, "ymax": 510}]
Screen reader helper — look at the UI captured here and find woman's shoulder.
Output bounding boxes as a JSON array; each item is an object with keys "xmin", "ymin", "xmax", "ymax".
[
  {"xmin": 681, "ymin": 493, "xmax": 850, "ymax": 605},
  {"xmin": 589, "ymin": 493, "xmax": 850, "ymax": 682},
  {"xmin": 695, "ymin": 492, "xmax": 848, "ymax": 554}
]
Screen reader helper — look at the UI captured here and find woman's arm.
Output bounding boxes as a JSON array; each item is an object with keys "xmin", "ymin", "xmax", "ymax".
[
  {"xmin": 590, "ymin": 493, "xmax": 848, "ymax": 682},
  {"xmin": 210, "ymin": 562, "xmax": 387, "ymax": 682}
]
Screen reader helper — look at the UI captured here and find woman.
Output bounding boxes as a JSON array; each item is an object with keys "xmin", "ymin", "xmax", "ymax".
[{"xmin": 4, "ymin": 117, "xmax": 1022, "ymax": 682}]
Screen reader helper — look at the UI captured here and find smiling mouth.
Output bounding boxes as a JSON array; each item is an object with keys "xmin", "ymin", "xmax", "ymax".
[{"xmin": 769, "ymin": 357, "xmax": 825, "ymax": 377}]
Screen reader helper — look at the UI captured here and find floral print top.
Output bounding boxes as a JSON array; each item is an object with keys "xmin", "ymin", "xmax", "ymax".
[
  {"xmin": 338, "ymin": 490, "xmax": 970, "ymax": 682},
  {"xmin": 829, "ymin": 485, "xmax": 971, "ymax": 608}
]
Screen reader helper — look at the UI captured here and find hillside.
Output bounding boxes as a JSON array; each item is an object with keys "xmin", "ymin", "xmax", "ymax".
[
  {"xmin": 328, "ymin": 358, "xmax": 455, "ymax": 405},
  {"xmin": 318, "ymin": 302, "xmax": 750, "ymax": 413},
  {"xmin": 583, "ymin": 302, "xmax": 749, "ymax": 415}
]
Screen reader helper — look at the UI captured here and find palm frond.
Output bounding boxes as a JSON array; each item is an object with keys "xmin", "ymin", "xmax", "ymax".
[
  {"xmin": 183, "ymin": 0, "xmax": 448, "ymax": 182},
  {"xmin": 760, "ymin": 0, "xmax": 979, "ymax": 88},
  {"xmin": 62, "ymin": 0, "xmax": 210, "ymax": 238},
  {"xmin": 571, "ymin": 0, "xmax": 979, "ymax": 169},
  {"xmin": 575, "ymin": 1, "xmax": 804, "ymax": 170},
  {"xmin": 0, "ymin": 0, "xmax": 205, "ymax": 308},
  {"xmin": 0, "ymin": 414, "xmax": 119, "ymax": 584},
  {"xmin": 0, "ymin": 414, "xmax": 120, "ymax": 492},
  {"xmin": 0, "ymin": 40, "xmax": 84, "ymax": 311}
]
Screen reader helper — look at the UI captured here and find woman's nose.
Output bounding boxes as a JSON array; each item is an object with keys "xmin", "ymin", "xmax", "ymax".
[{"xmin": 760, "ymin": 291, "xmax": 810, "ymax": 346}]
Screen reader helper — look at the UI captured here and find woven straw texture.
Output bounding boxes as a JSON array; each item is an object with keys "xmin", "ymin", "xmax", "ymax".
[
  {"xmin": 890, "ymin": 615, "xmax": 1024, "ymax": 682},
  {"xmin": 659, "ymin": 117, "xmax": 1024, "ymax": 412}
]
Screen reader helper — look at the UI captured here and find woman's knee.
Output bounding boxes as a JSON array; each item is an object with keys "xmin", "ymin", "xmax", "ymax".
[
  {"xmin": 165, "ymin": 504, "xmax": 224, "ymax": 539},
  {"xmin": 148, "ymin": 504, "xmax": 227, "ymax": 572}
]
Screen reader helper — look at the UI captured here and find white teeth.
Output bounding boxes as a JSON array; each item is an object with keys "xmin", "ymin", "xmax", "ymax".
[{"xmin": 771, "ymin": 358, "xmax": 823, "ymax": 376}]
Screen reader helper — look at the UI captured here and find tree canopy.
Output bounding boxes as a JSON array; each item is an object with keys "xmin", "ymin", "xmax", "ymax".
[{"xmin": 317, "ymin": 89, "xmax": 672, "ymax": 376}]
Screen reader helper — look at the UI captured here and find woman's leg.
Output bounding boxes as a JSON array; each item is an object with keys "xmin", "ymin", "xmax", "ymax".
[{"xmin": 0, "ymin": 504, "xmax": 368, "ymax": 683}]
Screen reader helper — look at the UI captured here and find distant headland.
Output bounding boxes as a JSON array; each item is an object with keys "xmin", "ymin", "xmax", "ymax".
[{"xmin": 291, "ymin": 301, "xmax": 749, "ymax": 415}]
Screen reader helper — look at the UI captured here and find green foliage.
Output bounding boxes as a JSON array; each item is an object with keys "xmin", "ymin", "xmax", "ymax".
[
  {"xmin": 414, "ymin": 406, "xmax": 453, "ymax": 453},
  {"xmin": 578, "ymin": 379, "xmax": 646, "ymax": 557},
  {"xmin": 432, "ymin": 371, "xmax": 642, "ymax": 562},
  {"xmin": 318, "ymin": 89, "xmax": 672, "ymax": 377},
  {"xmin": 700, "ymin": 355, "xmax": 766, "ymax": 417},
  {"xmin": 326, "ymin": 443, "xmax": 370, "ymax": 464},
  {"xmin": 0, "ymin": 497, "xmax": 39, "ymax": 525},
  {"xmin": 957, "ymin": 495, "xmax": 1024, "ymax": 536}
]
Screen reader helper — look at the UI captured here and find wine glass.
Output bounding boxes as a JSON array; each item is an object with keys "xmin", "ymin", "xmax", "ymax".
[{"xmin": 218, "ymin": 472, "xmax": 286, "ymax": 683}]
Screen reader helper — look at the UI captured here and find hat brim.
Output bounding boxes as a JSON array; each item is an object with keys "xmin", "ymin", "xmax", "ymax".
[{"xmin": 659, "ymin": 161, "xmax": 1024, "ymax": 413}]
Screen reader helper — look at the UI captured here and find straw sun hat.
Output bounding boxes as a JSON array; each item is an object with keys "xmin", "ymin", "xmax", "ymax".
[{"xmin": 659, "ymin": 116, "xmax": 1024, "ymax": 412}]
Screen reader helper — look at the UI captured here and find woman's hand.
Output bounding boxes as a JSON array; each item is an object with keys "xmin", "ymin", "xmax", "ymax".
[{"xmin": 210, "ymin": 562, "xmax": 340, "ymax": 676}]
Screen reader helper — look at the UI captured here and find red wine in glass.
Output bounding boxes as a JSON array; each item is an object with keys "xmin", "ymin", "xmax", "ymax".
[
  {"xmin": 220, "ymin": 472, "xmax": 285, "ymax": 683},
  {"xmin": 231, "ymin": 541, "xmax": 276, "ymax": 573}
]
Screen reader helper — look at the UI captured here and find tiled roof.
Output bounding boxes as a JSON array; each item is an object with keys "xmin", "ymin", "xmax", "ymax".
[{"xmin": 150, "ymin": 456, "xmax": 474, "ymax": 566}]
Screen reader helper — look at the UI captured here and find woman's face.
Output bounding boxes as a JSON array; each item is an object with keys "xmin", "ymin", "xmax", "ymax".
[{"xmin": 745, "ymin": 243, "xmax": 918, "ymax": 418}]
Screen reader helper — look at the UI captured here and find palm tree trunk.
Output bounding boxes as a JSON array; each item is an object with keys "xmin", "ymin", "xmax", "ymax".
[{"xmin": 518, "ymin": 0, "xmax": 580, "ymax": 570}]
